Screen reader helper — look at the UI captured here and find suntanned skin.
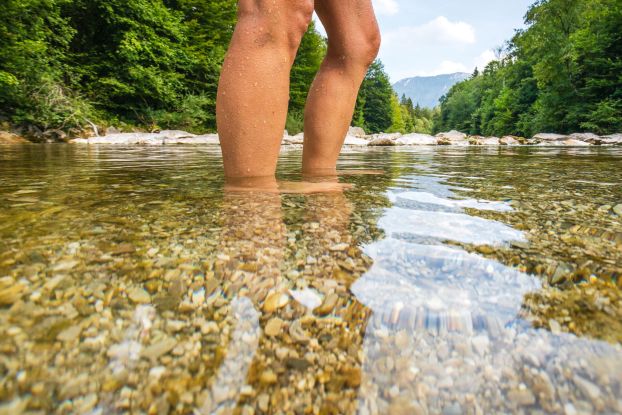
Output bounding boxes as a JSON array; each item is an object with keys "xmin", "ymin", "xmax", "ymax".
[{"xmin": 216, "ymin": 0, "xmax": 380, "ymax": 189}]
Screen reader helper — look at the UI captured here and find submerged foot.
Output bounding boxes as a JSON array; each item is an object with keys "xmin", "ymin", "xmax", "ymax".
[{"xmin": 225, "ymin": 177, "xmax": 352, "ymax": 194}]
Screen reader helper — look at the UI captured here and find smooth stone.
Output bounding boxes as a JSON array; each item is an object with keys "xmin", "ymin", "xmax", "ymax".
[
  {"xmin": 285, "ymin": 357, "xmax": 311, "ymax": 371},
  {"xmin": 0, "ymin": 131, "xmax": 29, "ymax": 144},
  {"xmin": 436, "ymin": 130, "xmax": 468, "ymax": 144},
  {"xmin": 52, "ymin": 260, "xmax": 79, "ymax": 272},
  {"xmin": 442, "ymin": 403, "xmax": 462, "ymax": 415},
  {"xmin": 315, "ymin": 293, "xmax": 339, "ymax": 316},
  {"xmin": 142, "ymin": 337, "xmax": 177, "ymax": 361},
  {"xmin": 613, "ymin": 204, "xmax": 622, "ymax": 216},
  {"xmin": 368, "ymin": 136, "xmax": 396, "ymax": 146},
  {"xmin": 289, "ymin": 289, "xmax": 323, "ymax": 310},
  {"xmin": 348, "ymin": 126, "xmax": 367, "ymax": 138},
  {"xmin": 0, "ymin": 283, "xmax": 26, "ymax": 305},
  {"xmin": 265, "ymin": 318, "xmax": 283, "ymax": 337},
  {"xmin": 568, "ymin": 132, "xmax": 601, "ymax": 144},
  {"xmin": 57, "ymin": 325, "xmax": 82, "ymax": 342},
  {"xmin": 0, "ymin": 397, "xmax": 28, "ymax": 415},
  {"xmin": 259, "ymin": 370, "xmax": 278, "ymax": 385},
  {"xmin": 343, "ymin": 135, "xmax": 369, "ymax": 146},
  {"xmin": 127, "ymin": 287, "xmax": 151, "ymax": 304},
  {"xmin": 562, "ymin": 139, "xmax": 591, "ymax": 146},
  {"xmin": 329, "ymin": 243, "xmax": 349, "ymax": 251},
  {"xmin": 601, "ymin": 134, "xmax": 622, "ymax": 145},
  {"xmin": 263, "ymin": 292, "xmax": 289, "ymax": 312},
  {"xmin": 533, "ymin": 133, "xmax": 568, "ymax": 141},
  {"xmin": 508, "ymin": 389, "xmax": 536, "ymax": 406},
  {"xmin": 500, "ymin": 136, "xmax": 521, "ymax": 145},
  {"xmin": 573, "ymin": 375, "xmax": 602, "ymax": 401},
  {"xmin": 395, "ymin": 133, "xmax": 437, "ymax": 146}
]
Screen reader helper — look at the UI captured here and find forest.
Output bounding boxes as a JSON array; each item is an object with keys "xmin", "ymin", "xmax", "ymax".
[
  {"xmin": 1, "ymin": 0, "xmax": 618, "ymax": 140},
  {"xmin": 0, "ymin": 0, "xmax": 430, "ymax": 139},
  {"xmin": 434, "ymin": 0, "xmax": 621, "ymax": 136}
]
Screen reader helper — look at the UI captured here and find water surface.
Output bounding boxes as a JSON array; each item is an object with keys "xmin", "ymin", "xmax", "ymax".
[{"xmin": 1, "ymin": 145, "xmax": 621, "ymax": 414}]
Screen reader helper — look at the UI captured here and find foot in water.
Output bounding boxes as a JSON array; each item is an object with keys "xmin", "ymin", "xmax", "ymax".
[{"xmin": 224, "ymin": 177, "xmax": 352, "ymax": 194}]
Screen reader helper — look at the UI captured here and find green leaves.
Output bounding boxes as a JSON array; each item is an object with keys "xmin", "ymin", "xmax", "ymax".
[{"xmin": 437, "ymin": 0, "xmax": 621, "ymax": 136}]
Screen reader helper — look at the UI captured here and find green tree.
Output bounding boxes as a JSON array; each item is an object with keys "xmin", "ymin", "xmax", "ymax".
[
  {"xmin": 355, "ymin": 60, "xmax": 393, "ymax": 133},
  {"xmin": 0, "ymin": 0, "xmax": 86, "ymax": 130}
]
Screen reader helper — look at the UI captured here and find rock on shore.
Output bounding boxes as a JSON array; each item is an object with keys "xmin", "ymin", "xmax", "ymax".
[
  {"xmin": 3, "ymin": 126, "xmax": 621, "ymax": 147},
  {"xmin": 0, "ymin": 131, "xmax": 29, "ymax": 144}
]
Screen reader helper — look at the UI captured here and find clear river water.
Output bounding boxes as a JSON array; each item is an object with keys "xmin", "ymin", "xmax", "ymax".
[{"xmin": 0, "ymin": 145, "xmax": 621, "ymax": 415}]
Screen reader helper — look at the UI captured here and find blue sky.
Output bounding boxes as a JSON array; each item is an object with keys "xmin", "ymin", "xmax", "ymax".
[{"xmin": 315, "ymin": 0, "xmax": 535, "ymax": 82}]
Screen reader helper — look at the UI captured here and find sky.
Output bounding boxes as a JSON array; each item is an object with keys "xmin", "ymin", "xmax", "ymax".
[{"xmin": 315, "ymin": 0, "xmax": 535, "ymax": 83}]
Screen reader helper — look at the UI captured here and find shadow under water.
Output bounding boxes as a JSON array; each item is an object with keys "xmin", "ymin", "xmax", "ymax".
[{"xmin": 0, "ymin": 145, "xmax": 621, "ymax": 414}]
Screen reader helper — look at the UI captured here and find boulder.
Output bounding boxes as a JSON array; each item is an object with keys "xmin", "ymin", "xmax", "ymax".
[
  {"xmin": 368, "ymin": 136, "xmax": 396, "ymax": 146},
  {"xmin": 158, "ymin": 130, "xmax": 196, "ymax": 139},
  {"xmin": 500, "ymin": 136, "xmax": 522, "ymax": 145},
  {"xmin": 105, "ymin": 126, "xmax": 121, "ymax": 135},
  {"xmin": 601, "ymin": 134, "xmax": 622, "ymax": 145},
  {"xmin": 562, "ymin": 138, "xmax": 591, "ymax": 146},
  {"xmin": 165, "ymin": 134, "xmax": 220, "ymax": 145},
  {"xmin": 436, "ymin": 130, "xmax": 468, "ymax": 145},
  {"xmin": 567, "ymin": 132, "xmax": 601, "ymax": 144},
  {"xmin": 469, "ymin": 136, "xmax": 500, "ymax": 145},
  {"xmin": 478, "ymin": 137, "xmax": 501, "ymax": 145},
  {"xmin": 395, "ymin": 133, "xmax": 437, "ymax": 146},
  {"xmin": 348, "ymin": 126, "xmax": 367, "ymax": 138},
  {"xmin": 532, "ymin": 133, "xmax": 567, "ymax": 142},
  {"xmin": 42, "ymin": 129, "xmax": 68, "ymax": 142},
  {"xmin": 0, "ymin": 131, "xmax": 29, "ymax": 144},
  {"xmin": 343, "ymin": 135, "xmax": 369, "ymax": 146}
]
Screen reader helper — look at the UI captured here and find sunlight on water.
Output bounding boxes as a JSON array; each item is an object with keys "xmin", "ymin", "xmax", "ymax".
[{"xmin": 0, "ymin": 145, "xmax": 621, "ymax": 414}]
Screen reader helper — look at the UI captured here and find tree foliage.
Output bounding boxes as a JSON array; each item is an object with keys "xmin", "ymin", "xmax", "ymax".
[
  {"xmin": 0, "ymin": 0, "xmax": 326, "ymax": 134},
  {"xmin": 436, "ymin": 0, "xmax": 621, "ymax": 136},
  {"xmin": 354, "ymin": 61, "xmax": 435, "ymax": 134}
]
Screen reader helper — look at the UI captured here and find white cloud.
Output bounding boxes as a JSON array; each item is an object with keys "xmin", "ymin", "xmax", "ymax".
[
  {"xmin": 395, "ymin": 60, "xmax": 469, "ymax": 78},
  {"xmin": 373, "ymin": 0, "xmax": 400, "ymax": 16},
  {"xmin": 384, "ymin": 16, "xmax": 476, "ymax": 46},
  {"xmin": 474, "ymin": 49, "xmax": 496, "ymax": 70}
]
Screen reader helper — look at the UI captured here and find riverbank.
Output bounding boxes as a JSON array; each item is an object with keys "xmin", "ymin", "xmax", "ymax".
[{"xmin": 1, "ymin": 128, "xmax": 621, "ymax": 147}]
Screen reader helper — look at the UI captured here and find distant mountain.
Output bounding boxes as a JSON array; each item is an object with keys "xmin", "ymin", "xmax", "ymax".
[{"xmin": 393, "ymin": 73, "xmax": 470, "ymax": 109}]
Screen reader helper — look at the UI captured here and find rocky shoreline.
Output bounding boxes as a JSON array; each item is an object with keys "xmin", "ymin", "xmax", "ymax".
[{"xmin": 1, "ymin": 127, "xmax": 621, "ymax": 147}]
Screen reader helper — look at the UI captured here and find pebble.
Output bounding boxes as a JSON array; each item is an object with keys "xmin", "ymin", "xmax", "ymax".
[
  {"xmin": 549, "ymin": 319, "xmax": 562, "ymax": 335},
  {"xmin": 471, "ymin": 335, "xmax": 490, "ymax": 356},
  {"xmin": 443, "ymin": 403, "xmax": 462, "ymax": 415},
  {"xmin": 259, "ymin": 370, "xmax": 277, "ymax": 385},
  {"xmin": 315, "ymin": 293, "xmax": 339, "ymax": 316},
  {"xmin": 258, "ymin": 393, "xmax": 270, "ymax": 412},
  {"xmin": 127, "ymin": 287, "xmax": 151, "ymax": 304},
  {"xmin": 57, "ymin": 325, "xmax": 82, "ymax": 342},
  {"xmin": 508, "ymin": 388, "xmax": 536, "ymax": 406},
  {"xmin": 52, "ymin": 260, "xmax": 79, "ymax": 272},
  {"xmin": 613, "ymin": 204, "xmax": 622, "ymax": 216},
  {"xmin": 329, "ymin": 243, "xmax": 349, "ymax": 251},
  {"xmin": 573, "ymin": 375, "xmax": 602, "ymax": 401},
  {"xmin": 0, "ymin": 283, "xmax": 25, "ymax": 305},
  {"xmin": 265, "ymin": 318, "xmax": 283, "ymax": 337},
  {"xmin": 263, "ymin": 292, "xmax": 289, "ymax": 312},
  {"xmin": 141, "ymin": 338, "xmax": 177, "ymax": 361}
]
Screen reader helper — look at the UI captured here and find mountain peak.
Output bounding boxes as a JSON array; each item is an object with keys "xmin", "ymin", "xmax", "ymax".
[{"xmin": 393, "ymin": 73, "xmax": 470, "ymax": 109}]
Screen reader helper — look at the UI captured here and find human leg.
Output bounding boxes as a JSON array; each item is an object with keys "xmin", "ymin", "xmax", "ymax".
[
  {"xmin": 302, "ymin": 0, "xmax": 381, "ymax": 175},
  {"xmin": 217, "ymin": 0, "xmax": 314, "ymax": 178}
]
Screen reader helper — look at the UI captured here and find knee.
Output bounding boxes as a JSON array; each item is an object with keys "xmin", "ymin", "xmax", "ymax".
[
  {"xmin": 238, "ymin": 0, "xmax": 314, "ymax": 59},
  {"xmin": 284, "ymin": 0, "xmax": 315, "ymax": 55},
  {"xmin": 349, "ymin": 26, "xmax": 382, "ymax": 68}
]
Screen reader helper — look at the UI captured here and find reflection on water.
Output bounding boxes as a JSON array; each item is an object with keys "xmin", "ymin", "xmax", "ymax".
[{"xmin": 0, "ymin": 145, "xmax": 621, "ymax": 414}]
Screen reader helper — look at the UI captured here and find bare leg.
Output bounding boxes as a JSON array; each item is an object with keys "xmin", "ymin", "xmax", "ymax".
[
  {"xmin": 302, "ymin": 0, "xmax": 381, "ymax": 175},
  {"xmin": 217, "ymin": 0, "xmax": 314, "ymax": 178}
]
